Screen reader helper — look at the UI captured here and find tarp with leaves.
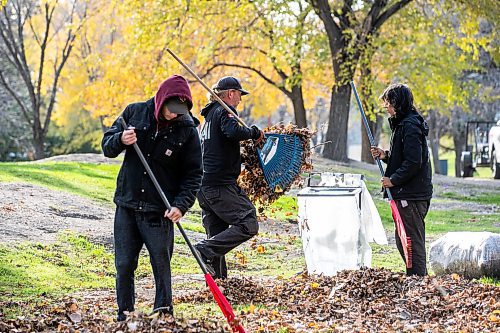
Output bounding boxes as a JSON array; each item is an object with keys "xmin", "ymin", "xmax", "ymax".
[{"xmin": 238, "ymin": 123, "xmax": 314, "ymax": 213}]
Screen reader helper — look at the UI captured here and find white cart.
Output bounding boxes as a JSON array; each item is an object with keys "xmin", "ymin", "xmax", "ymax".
[{"xmin": 297, "ymin": 173, "xmax": 387, "ymax": 276}]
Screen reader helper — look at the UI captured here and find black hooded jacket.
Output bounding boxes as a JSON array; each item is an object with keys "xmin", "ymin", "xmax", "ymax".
[
  {"xmin": 382, "ymin": 111, "xmax": 433, "ymax": 200},
  {"xmin": 102, "ymin": 98, "xmax": 202, "ymax": 214},
  {"xmin": 199, "ymin": 101, "xmax": 258, "ymax": 186}
]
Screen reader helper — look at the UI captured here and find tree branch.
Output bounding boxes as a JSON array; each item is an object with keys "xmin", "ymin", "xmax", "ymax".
[
  {"xmin": 210, "ymin": 62, "xmax": 292, "ymax": 98},
  {"xmin": 43, "ymin": 0, "xmax": 81, "ymax": 136},
  {"xmin": 0, "ymin": 69, "xmax": 31, "ymax": 125},
  {"xmin": 309, "ymin": 0, "xmax": 343, "ymax": 59},
  {"xmin": 1, "ymin": 1, "xmax": 36, "ymax": 111},
  {"xmin": 36, "ymin": 2, "xmax": 55, "ymax": 116},
  {"xmin": 373, "ymin": 0, "xmax": 412, "ymax": 31}
]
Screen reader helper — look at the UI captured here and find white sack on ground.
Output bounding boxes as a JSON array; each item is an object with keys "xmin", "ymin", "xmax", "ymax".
[{"xmin": 429, "ymin": 231, "xmax": 500, "ymax": 278}]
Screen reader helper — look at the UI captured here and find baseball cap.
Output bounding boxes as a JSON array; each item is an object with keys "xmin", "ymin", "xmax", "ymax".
[
  {"xmin": 164, "ymin": 97, "xmax": 189, "ymax": 114},
  {"xmin": 214, "ymin": 76, "xmax": 249, "ymax": 95}
]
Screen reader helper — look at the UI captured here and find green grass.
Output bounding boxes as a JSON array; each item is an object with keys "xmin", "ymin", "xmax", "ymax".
[
  {"xmin": 0, "ymin": 162, "xmax": 119, "ymax": 203},
  {"xmin": 371, "ymin": 244, "xmax": 405, "ymax": 272},
  {"xmin": 263, "ymin": 196, "xmax": 298, "ymax": 221},
  {"xmin": 441, "ymin": 191, "xmax": 500, "ymax": 205}
]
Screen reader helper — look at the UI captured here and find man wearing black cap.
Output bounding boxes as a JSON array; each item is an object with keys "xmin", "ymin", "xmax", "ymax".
[
  {"xmin": 194, "ymin": 76, "xmax": 263, "ymax": 279},
  {"xmin": 102, "ymin": 74, "xmax": 202, "ymax": 321}
]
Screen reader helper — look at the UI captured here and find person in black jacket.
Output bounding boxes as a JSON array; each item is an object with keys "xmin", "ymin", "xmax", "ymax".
[
  {"xmin": 194, "ymin": 76, "xmax": 263, "ymax": 279},
  {"xmin": 371, "ymin": 83, "xmax": 433, "ymax": 276},
  {"xmin": 102, "ymin": 74, "xmax": 202, "ymax": 321}
]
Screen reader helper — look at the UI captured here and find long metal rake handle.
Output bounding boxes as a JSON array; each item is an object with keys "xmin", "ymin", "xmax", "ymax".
[
  {"xmin": 118, "ymin": 117, "xmax": 209, "ymax": 275},
  {"xmin": 350, "ymin": 81, "xmax": 394, "ymax": 201},
  {"xmin": 166, "ymin": 48, "xmax": 249, "ymax": 128}
]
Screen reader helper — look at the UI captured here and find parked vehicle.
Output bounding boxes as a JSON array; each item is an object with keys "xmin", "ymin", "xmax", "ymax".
[
  {"xmin": 460, "ymin": 120, "xmax": 500, "ymax": 179},
  {"xmin": 489, "ymin": 120, "xmax": 500, "ymax": 179}
]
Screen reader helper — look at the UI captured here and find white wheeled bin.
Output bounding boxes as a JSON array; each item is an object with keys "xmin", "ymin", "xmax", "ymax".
[{"xmin": 297, "ymin": 173, "xmax": 386, "ymax": 276}]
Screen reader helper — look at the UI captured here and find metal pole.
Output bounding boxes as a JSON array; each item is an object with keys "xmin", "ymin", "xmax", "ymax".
[
  {"xmin": 350, "ymin": 81, "xmax": 394, "ymax": 201},
  {"xmin": 165, "ymin": 48, "xmax": 249, "ymax": 128}
]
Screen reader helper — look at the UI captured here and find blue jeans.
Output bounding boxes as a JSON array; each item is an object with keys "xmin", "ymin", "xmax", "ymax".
[{"xmin": 114, "ymin": 206, "xmax": 174, "ymax": 316}]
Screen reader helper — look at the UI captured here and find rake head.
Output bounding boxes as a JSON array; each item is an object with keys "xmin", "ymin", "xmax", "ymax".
[
  {"xmin": 205, "ymin": 274, "xmax": 246, "ymax": 332},
  {"xmin": 257, "ymin": 133, "xmax": 304, "ymax": 193}
]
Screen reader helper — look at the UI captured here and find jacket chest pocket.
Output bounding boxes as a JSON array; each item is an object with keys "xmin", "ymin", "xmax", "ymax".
[
  {"xmin": 128, "ymin": 121, "xmax": 151, "ymax": 142},
  {"xmin": 153, "ymin": 136, "xmax": 184, "ymax": 165}
]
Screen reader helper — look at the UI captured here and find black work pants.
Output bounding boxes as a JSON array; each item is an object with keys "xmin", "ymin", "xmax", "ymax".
[
  {"xmin": 114, "ymin": 206, "xmax": 174, "ymax": 316},
  {"xmin": 394, "ymin": 200, "xmax": 430, "ymax": 276},
  {"xmin": 196, "ymin": 184, "xmax": 259, "ymax": 278}
]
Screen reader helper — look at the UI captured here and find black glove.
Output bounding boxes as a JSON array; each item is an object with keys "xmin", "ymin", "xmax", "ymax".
[{"xmin": 250, "ymin": 125, "xmax": 262, "ymax": 140}]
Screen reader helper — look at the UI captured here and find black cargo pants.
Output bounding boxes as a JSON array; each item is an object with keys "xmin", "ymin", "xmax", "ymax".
[
  {"xmin": 196, "ymin": 184, "xmax": 259, "ymax": 279},
  {"xmin": 114, "ymin": 206, "xmax": 174, "ymax": 317},
  {"xmin": 394, "ymin": 199, "xmax": 430, "ymax": 276}
]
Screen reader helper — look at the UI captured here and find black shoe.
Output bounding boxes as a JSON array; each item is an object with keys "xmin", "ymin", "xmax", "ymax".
[
  {"xmin": 194, "ymin": 244, "xmax": 216, "ymax": 277},
  {"xmin": 117, "ymin": 313, "xmax": 126, "ymax": 322},
  {"xmin": 152, "ymin": 305, "xmax": 173, "ymax": 316}
]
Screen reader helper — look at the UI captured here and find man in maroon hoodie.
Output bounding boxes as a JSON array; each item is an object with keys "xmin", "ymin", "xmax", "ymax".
[{"xmin": 102, "ymin": 75, "xmax": 202, "ymax": 321}]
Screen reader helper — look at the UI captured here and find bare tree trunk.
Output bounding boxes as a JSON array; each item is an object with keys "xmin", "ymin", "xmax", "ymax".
[
  {"xmin": 361, "ymin": 116, "xmax": 384, "ymax": 163},
  {"xmin": 428, "ymin": 130, "xmax": 441, "ymax": 174},
  {"xmin": 426, "ymin": 109, "xmax": 441, "ymax": 174},
  {"xmin": 451, "ymin": 107, "xmax": 467, "ymax": 177},
  {"xmin": 291, "ymin": 85, "xmax": 307, "ymax": 128},
  {"xmin": 323, "ymin": 83, "xmax": 351, "ymax": 161}
]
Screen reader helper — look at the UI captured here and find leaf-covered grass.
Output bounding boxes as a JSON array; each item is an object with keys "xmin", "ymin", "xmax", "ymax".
[{"xmin": 0, "ymin": 233, "xmax": 116, "ymax": 301}]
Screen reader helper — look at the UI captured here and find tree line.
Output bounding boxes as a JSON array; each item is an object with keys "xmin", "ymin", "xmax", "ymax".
[{"xmin": 0, "ymin": 0, "xmax": 498, "ymax": 177}]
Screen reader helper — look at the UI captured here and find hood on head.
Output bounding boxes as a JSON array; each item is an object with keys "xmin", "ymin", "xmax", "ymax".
[{"xmin": 154, "ymin": 75, "xmax": 193, "ymax": 122}]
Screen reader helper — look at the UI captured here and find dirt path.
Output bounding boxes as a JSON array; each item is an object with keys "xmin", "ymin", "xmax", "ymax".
[
  {"xmin": 1, "ymin": 153, "xmax": 498, "ymax": 246},
  {"xmin": 0, "ymin": 182, "xmax": 115, "ymax": 245}
]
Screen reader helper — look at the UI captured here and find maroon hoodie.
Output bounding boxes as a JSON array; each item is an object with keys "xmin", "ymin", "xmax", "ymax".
[{"xmin": 154, "ymin": 74, "xmax": 193, "ymax": 123}]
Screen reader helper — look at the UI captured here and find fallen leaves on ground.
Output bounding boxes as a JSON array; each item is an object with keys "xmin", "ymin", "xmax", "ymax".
[
  {"xmin": 239, "ymin": 123, "xmax": 314, "ymax": 212},
  {"xmin": 2, "ymin": 268, "xmax": 498, "ymax": 332},
  {"xmin": 0, "ymin": 296, "xmax": 227, "ymax": 333},
  {"xmin": 176, "ymin": 268, "xmax": 500, "ymax": 332}
]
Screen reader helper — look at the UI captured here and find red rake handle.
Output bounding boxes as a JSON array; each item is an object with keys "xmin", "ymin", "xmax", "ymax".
[
  {"xmin": 350, "ymin": 81, "xmax": 412, "ymax": 269},
  {"xmin": 390, "ymin": 201, "xmax": 412, "ymax": 268}
]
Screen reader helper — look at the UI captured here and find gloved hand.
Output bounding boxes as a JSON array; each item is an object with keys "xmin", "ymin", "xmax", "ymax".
[{"xmin": 250, "ymin": 125, "xmax": 264, "ymax": 144}]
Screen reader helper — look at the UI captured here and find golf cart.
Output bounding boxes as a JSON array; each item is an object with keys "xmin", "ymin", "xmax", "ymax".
[{"xmin": 460, "ymin": 121, "xmax": 498, "ymax": 178}]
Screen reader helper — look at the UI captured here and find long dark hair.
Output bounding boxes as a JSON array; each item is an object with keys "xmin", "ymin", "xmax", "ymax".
[{"xmin": 379, "ymin": 83, "xmax": 418, "ymax": 118}]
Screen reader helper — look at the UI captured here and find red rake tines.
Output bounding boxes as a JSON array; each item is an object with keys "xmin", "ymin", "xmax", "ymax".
[
  {"xmin": 390, "ymin": 200, "xmax": 413, "ymax": 268},
  {"xmin": 206, "ymin": 274, "xmax": 246, "ymax": 333}
]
